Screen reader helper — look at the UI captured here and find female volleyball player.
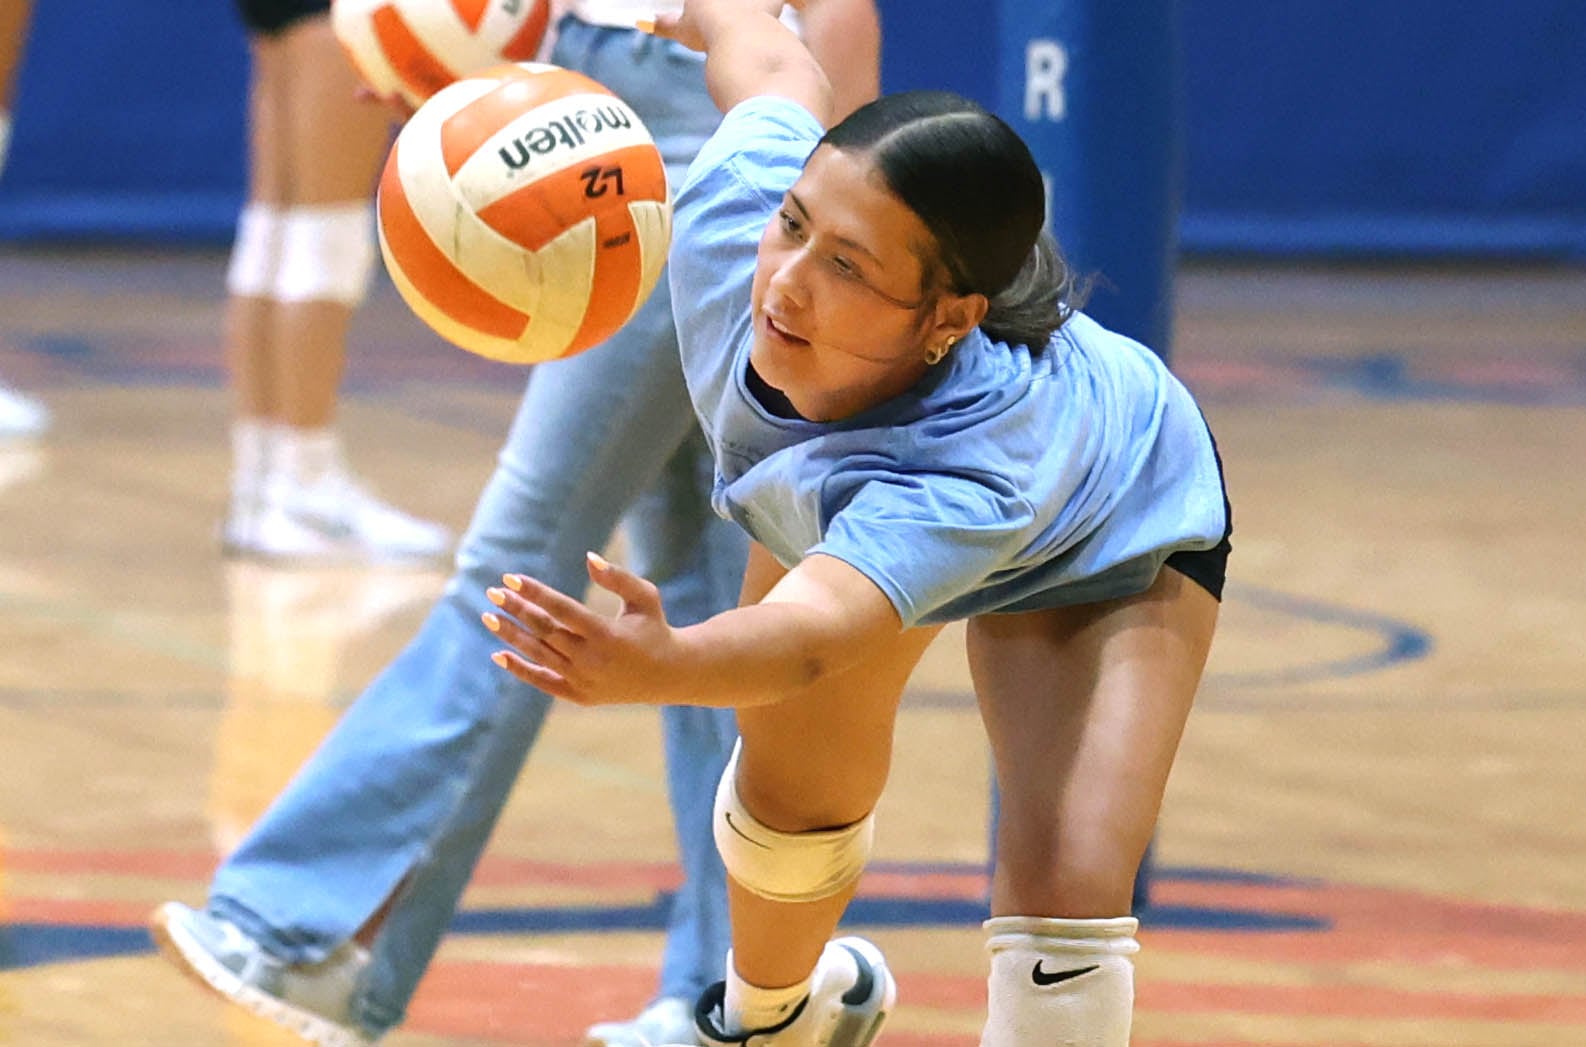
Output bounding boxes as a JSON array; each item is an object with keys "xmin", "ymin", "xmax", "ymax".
[{"xmin": 484, "ymin": 1, "xmax": 1232, "ymax": 1044}]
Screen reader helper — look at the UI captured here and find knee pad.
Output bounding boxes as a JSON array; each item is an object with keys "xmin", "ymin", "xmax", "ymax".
[
  {"xmin": 712, "ymin": 740, "xmax": 874, "ymax": 904},
  {"xmin": 226, "ymin": 202, "xmax": 284, "ymax": 299},
  {"xmin": 272, "ymin": 203, "xmax": 376, "ymax": 306}
]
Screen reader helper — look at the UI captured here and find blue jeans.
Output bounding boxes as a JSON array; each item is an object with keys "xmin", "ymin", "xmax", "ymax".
[{"xmin": 208, "ymin": 20, "xmax": 743, "ymax": 1038}]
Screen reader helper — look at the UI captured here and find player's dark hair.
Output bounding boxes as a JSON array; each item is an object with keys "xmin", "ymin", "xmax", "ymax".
[{"xmin": 820, "ymin": 90, "xmax": 1085, "ymax": 349}]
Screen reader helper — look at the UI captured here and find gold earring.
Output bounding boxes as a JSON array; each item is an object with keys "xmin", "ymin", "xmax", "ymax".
[{"xmin": 924, "ymin": 335, "xmax": 956, "ymax": 366}]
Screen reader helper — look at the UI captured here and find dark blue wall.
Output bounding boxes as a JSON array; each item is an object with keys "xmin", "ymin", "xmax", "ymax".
[{"xmin": 2, "ymin": 1, "xmax": 1584, "ymax": 258}]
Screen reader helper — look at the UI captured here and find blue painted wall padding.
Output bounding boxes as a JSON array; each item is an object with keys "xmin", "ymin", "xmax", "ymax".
[{"xmin": 1, "ymin": 1, "xmax": 1584, "ymax": 258}]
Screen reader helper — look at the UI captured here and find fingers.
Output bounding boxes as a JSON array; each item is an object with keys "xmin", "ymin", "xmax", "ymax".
[
  {"xmin": 644, "ymin": 11, "xmax": 704, "ymax": 51},
  {"xmin": 352, "ymin": 83, "xmax": 414, "ymax": 120},
  {"xmin": 586, "ymin": 551, "xmax": 662, "ymax": 615},
  {"xmin": 483, "ymin": 573, "xmax": 608, "ymax": 703},
  {"xmin": 501, "ymin": 572, "xmax": 602, "ymax": 636},
  {"xmin": 489, "ymin": 649, "xmax": 588, "ymax": 703},
  {"xmin": 482, "ymin": 604, "xmax": 575, "ymax": 674}
]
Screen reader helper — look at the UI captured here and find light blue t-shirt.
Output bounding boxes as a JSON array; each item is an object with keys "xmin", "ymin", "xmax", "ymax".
[{"xmin": 670, "ymin": 96, "xmax": 1229, "ymax": 627}]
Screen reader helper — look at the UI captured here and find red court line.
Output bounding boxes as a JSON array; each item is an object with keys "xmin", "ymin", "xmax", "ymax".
[
  {"xmin": 407, "ymin": 961, "xmax": 1586, "ymax": 1043},
  {"xmin": 5, "ymin": 848, "xmax": 988, "ymax": 898},
  {"xmin": 1151, "ymin": 880, "xmax": 1586, "ymax": 970},
  {"xmin": 1139, "ymin": 979, "xmax": 1586, "ymax": 1023}
]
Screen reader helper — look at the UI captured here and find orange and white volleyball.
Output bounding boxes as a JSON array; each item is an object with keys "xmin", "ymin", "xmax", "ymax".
[
  {"xmin": 332, "ymin": 0, "xmax": 551, "ymax": 108},
  {"xmin": 376, "ymin": 63, "xmax": 671, "ymax": 364}
]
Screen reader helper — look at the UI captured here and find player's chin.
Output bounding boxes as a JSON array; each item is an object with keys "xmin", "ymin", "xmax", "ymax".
[{"xmin": 748, "ymin": 342, "xmax": 800, "ymax": 393}]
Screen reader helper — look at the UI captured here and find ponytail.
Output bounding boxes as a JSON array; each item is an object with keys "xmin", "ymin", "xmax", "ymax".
[{"xmin": 980, "ymin": 230, "xmax": 1088, "ymax": 350}]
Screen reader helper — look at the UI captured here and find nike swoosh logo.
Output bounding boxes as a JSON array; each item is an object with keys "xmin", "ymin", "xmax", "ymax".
[
  {"xmin": 722, "ymin": 811, "xmax": 770, "ymax": 849},
  {"xmin": 1031, "ymin": 961, "xmax": 1099, "ymax": 986}
]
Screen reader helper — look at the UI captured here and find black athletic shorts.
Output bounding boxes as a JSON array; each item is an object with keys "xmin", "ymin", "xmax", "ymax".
[
  {"xmin": 236, "ymin": 0, "xmax": 329, "ymax": 35},
  {"xmin": 1164, "ymin": 425, "xmax": 1233, "ymax": 602}
]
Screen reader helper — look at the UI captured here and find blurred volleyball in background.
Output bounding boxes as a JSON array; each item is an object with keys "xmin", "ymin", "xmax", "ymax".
[{"xmin": 332, "ymin": 0, "xmax": 552, "ymax": 108}]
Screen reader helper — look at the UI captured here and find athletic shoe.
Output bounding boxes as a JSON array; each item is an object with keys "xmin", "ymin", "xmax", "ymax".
[
  {"xmin": 0, "ymin": 381, "xmax": 49, "ymax": 439},
  {"xmin": 692, "ymin": 937, "xmax": 895, "ymax": 1047},
  {"xmin": 149, "ymin": 901, "xmax": 375, "ymax": 1047},
  {"xmin": 585, "ymin": 996, "xmax": 698, "ymax": 1047},
  {"xmin": 226, "ymin": 469, "xmax": 453, "ymax": 564}
]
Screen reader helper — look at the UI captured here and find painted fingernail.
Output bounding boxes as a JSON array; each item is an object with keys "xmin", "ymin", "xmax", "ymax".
[
  {"xmin": 487, "ymin": 587, "xmax": 506, "ymax": 606},
  {"xmin": 635, "ymin": 18, "xmax": 656, "ymax": 34},
  {"xmin": 482, "ymin": 613, "xmax": 501, "ymax": 632},
  {"xmin": 587, "ymin": 551, "xmax": 610, "ymax": 570},
  {"xmin": 491, "ymin": 652, "xmax": 509, "ymax": 668},
  {"xmin": 504, "ymin": 574, "xmax": 523, "ymax": 591}
]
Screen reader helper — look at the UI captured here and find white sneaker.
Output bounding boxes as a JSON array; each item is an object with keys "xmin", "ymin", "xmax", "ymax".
[
  {"xmin": 586, "ymin": 996, "xmax": 698, "ymax": 1047},
  {"xmin": 226, "ymin": 471, "xmax": 453, "ymax": 564},
  {"xmin": 0, "ymin": 381, "xmax": 49, "ymax": 439},
  {"xmin": 692, "ymin": 937, "xmax": 895, "ymax": 1047},
  {"xmin": 149, "ymin": 902, "xmax": 375, "ymax": 1047}
]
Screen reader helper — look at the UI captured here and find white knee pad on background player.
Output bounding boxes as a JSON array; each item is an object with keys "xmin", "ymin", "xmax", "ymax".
[
  {"xmin": 712, "ymin": 740, "xmax": 874, "ymax": 903},
  {"xmin": 982, "ymin": 915, "xmax": 1139, "ymax": 1047},
  {"xmin": 225, "ymin": 202, "xmax": 284, "ymax": 299},
  {"xmin": 228, "ymin": 202, "xmax": 374, "ymax": 307},
  {"xmin": 274, "ymin": 203, "xmax": 377, "ymax": 306}
]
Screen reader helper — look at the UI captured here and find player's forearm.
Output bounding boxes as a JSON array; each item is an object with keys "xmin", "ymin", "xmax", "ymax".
[
  {"xmin": 694, "ymin": 2, "xmax": 833, "ymax": 124},
  {"xmin": 797, "ymin": 0, "xmax": 881, "ymax": 121},
  {"xmin": 669, "ymin": 598, "xmax": 884, "ymax": 707}
]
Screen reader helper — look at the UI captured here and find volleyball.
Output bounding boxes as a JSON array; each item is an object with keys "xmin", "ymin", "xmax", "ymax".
[
  {"xmin": 375, "ymin": 63, "xmax": 671, "ymax": 364},
  {"xmin": 331, "ymin": 0, "xmax": 552, "ymax": 108}
]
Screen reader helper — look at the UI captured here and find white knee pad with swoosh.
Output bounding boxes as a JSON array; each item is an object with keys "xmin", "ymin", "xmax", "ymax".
[{"xmin": 712, "ymin": 739, "xmax": 875, "ymax": 904}]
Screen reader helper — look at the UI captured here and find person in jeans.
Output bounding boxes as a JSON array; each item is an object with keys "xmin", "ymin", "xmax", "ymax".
[{"xmin": 149, "ymin": 4, "xmax": 881, "ymax": 1046}]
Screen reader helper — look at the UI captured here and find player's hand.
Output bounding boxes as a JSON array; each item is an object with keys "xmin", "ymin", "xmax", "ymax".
[
  {"xmin": 354, "ymin": 83, "xmax": 416, "ymax": 122},
  {"xmin": 484, "ymin": 553, "xmax": 684, "ymax": 706},
  {"xmin": 645, "ymin": 0, "xmax": 798, "ymax": 52}
]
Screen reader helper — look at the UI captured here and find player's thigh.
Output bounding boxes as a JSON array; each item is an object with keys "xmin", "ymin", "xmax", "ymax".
[
  {"xmin": 243, "ymin": 35, "xmax": 289, "ymax": 205},
  {"xmin": 734, "ymin": 544, "xmax": 940, "ymax": 830},
  {"xmin": 969, "ymin": 566, "xmax": 1219, "ymax": 883},
  {"xmin": 277, "ymin": 13, "xmax": 391, "ymax": 203}
]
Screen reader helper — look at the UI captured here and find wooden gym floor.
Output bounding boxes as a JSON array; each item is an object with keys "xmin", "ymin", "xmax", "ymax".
[{"xmin": 0, "ymin": 244, "xmax": 1583, "ymax": 1045}]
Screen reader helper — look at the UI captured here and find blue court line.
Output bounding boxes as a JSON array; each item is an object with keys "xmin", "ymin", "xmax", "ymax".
[
  {"xmin": 0, "ymin": 869, "xmax": 1328, "ymax": 972},
  {"xmin": 1215, "ymin": 583, "xmax": 1433, "ymax": 688},
  {"xmin": 0, "ymin": 576, "xmax": 1437, "ymax": 710},
  {"xmin": 1302, "ymin": 351, "xmax": 1586, "ymax": 406}
]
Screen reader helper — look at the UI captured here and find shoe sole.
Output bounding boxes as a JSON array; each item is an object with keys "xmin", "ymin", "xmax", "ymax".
[
  {"xmin": 148, "ymin": 903, "xmax": 372, "ymax": 1047},
  {"xmin": 829, "ymin": 936, "xmax": 896, "ymax": 1047}
]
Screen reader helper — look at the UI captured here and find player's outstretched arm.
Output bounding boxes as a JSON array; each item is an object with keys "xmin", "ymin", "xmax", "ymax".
[
  {"xmin": 485, "ymin": 549, "xmax": 901, "ymax": 708},
  {"xmin": 649, "ymin": 0, "xmax": 833, "ymax": 126}
]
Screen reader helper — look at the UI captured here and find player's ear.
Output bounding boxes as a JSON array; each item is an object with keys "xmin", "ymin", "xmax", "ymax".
[{"xmin": 929, "ymin": 291, "xmax": 988, "ymax": 346}]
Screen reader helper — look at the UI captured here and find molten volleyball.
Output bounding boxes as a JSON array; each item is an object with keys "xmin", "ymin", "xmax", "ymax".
[
  {"xmin": 332, "ymin": 0, "xmax": 552, "ymax": 108},
  {"xmin": 375, "ymin": 63, "xmax": 671, "ymax": 364}
]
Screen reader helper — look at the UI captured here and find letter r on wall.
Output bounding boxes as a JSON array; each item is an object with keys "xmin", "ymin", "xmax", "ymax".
[{"xmin": 1025, "ymin": 39, "xmax": 1068, "ymax": 122}]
